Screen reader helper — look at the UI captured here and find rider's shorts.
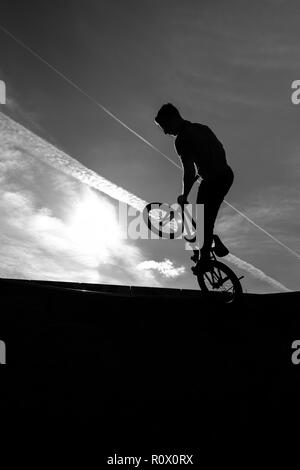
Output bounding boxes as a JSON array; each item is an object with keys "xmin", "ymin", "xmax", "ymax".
[{"xmin": 196, "ymin": 165, "xmax": 234, "ymax": 204}]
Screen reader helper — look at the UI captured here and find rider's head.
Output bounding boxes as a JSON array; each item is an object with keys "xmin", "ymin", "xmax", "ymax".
[{"xmin": 154, "ymin": 103, "xmax": 183, "ymax": 136}]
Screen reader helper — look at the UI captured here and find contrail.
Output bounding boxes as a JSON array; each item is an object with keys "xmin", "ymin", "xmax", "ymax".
[
  {"xmin": 225, "ymin": 202, "xmax": 300, "ymax": 260},
  {"xmin": 0, "ymin": 111, "xmax": 147, "ymax": 213},
  {"xmin": 226, "ymin": 254, "xmax": 291, "ymax": 292},
  {"xmin": 0, "ymin": 111, "xmax": 291, "ymax": 292},
  {"xmin": 0, "ymin": 25, "xmax": 178, "ymax": 171},
  {"xmin": 0, "ymin": 23, "xmax": 299, "ymax": 262}
]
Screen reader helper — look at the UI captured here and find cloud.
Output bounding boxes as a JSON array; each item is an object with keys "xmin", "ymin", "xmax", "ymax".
[
  {"xmin": 1, "ymin": 77, "xmax": 47, "ymax": 136},
  {"xmin": 5, "ymin": 97, "xmax": 43, "ymax": 131},
  {"xmin": 137, "ymin": 259, "xmax": 186, "ymax": 279},
  {"xmin": 227, "ymin": 32, "xmax": 300, "ymax": 71},
  {"xmin": 215, "ymin": 187, "xmax": 300, "ymax": 292},
  {"xmin": 0, "ymin": 116, "xmax": 166, "ymax": 286},
  {"xmin": 220, "ymin": 188, "xmax": 300, "ymax": 257},
  {"xmin": 226, "ymin": 253, "xmax": 291, "ymax": 292},
  {"xmin": 0, "ymin": 110, "xmax": 294, "ymax": 292},
  {"xmin": 0, "ymin": 111, "xmax": 148, "ymax": 212},
  {"xmin": 0, "ymin": 183, "xmax": 164, "ymax": 286}
]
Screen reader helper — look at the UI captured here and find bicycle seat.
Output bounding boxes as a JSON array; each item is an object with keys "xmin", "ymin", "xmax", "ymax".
[{"xmin": 213, "ymin": 235, "xmax": 229, "ymax": 257}]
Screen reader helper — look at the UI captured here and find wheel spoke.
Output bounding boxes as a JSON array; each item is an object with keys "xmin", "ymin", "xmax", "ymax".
[{"xmin": 198, "ymin": 260, "xmax": 242, "ymax": 302}]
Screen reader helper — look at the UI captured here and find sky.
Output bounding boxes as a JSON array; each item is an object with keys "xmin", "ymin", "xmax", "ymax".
[{"xmin": 0, "ymin": 0, "xmax": 299, "ymax": 292}]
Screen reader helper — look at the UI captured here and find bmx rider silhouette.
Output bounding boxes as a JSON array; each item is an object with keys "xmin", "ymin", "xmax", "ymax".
[{"xmin": 154, "ymin": 103, "xmax": 234, "ymax": 272}]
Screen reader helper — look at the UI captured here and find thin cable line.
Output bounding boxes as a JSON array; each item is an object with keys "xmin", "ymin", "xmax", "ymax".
[
  {"xmin": 1, "ymin": 23, "xmax": 299, "ymax": 260},
  {"xmin": 224, "ymin": 201, "xmax": 300, "ymax": 259},
  {"xmin": 0, "ymin": 25, "xmax": 179, "ymax": 169}
]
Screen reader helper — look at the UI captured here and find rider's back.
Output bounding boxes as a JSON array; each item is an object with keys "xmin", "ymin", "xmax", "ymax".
[{"xmin": 175, "ymin": 120, "xmax": 230, "ymax": 180}]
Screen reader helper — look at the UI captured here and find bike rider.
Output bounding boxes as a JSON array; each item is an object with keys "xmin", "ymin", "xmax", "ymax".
[{"xmin": 154, "ymin": 103, "xmax": 234, "ymax": 272}]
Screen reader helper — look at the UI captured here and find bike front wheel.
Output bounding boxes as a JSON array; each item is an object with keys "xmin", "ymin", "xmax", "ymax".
[{"xmin": 197, "ymin": 260, "xmax": 243, "ymax": 303}]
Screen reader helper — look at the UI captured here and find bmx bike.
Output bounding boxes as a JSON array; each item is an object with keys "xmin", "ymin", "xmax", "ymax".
[{"xmin": 143, "ymin": 202, "xmax": 244, "ymax": 304}]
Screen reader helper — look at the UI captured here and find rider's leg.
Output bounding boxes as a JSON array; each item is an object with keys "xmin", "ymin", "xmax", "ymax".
[
  {"xmin": 191, "ymin": 179, "xmax": 207, "ymax": 263},
  {"xmin": 199, "ymin": 167, "xmax": 234, "ymax": 261},
  {"xmin": 195, "ymin": 176, "xmax": 222, "ymax": 263},
  {"xmin": 190, "ymin": 200, "xmax": 220, "ymax": 273},
  {"xmin": 200, "ymin": 197, "xmax": 223, "ymax": 261}
]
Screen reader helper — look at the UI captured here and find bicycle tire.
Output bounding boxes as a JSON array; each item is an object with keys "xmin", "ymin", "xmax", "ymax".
[
  {"xmin": 197, "ymin": 260, "xmax": 243, "ymax": 303},
  {"xmin": 142, "ymin": 202, "xmax": 183, "ymax": 239}
]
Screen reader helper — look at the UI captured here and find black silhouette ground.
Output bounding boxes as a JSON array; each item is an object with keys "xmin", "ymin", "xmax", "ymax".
[{"xmin": 0, "ymin": 278, "xmax": 299, "ymax": 456}]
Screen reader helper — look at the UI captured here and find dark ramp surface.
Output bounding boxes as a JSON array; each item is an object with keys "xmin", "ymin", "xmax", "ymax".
[{"xmin": 0, "ymin": 278, "xmax": 299, "ymax": 451}]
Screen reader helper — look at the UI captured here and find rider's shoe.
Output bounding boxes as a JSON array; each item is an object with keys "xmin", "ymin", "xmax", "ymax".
[
  {"xmin": 191, "ymin": 256, "xmax": 211, "ymax": 274},
  {"xmin": 213, "ymin": 234, "xmax": 229, "ymax": 257}
]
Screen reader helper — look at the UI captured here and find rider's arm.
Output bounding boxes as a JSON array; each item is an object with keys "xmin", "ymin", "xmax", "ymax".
[{"xmin": 181, "ymin": 158, "xmax": 197, "ymax": 199}]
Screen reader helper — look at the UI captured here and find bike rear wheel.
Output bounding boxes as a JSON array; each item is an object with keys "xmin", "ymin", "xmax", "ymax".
[{"xmin": 197, "ymin": 260, "xmax": 243, "ymax": 303}]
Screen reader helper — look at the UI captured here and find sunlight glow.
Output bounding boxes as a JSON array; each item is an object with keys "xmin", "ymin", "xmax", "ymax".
[{"xmin": 68, "ymin": 189, "xmax": 122, "ymax": 264}]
